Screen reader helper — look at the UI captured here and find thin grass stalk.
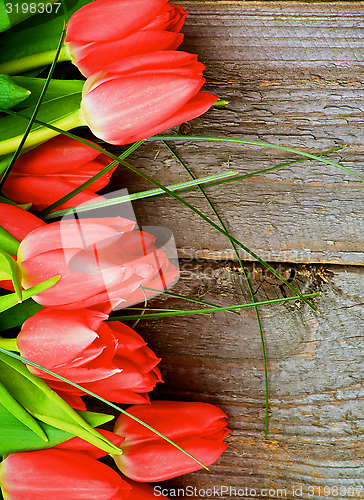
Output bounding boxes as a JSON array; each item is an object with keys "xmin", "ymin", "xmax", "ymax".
[
  {"xmin": 162, "ymin": 140, "xmax": 270, "ymax": 438},
  {"xmin": 110, "ymin": 292, "xmax": 320, "ymax": 321}
]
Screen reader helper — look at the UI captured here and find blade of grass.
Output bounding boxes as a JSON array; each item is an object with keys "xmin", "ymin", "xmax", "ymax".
[
  {"xmin": 140, "ymin": 287, "xmax": 241, "ymax": 316},
  {"xmin": 0, "ymin": 26, "xmax": 67, "ymax": 190},
  {"xmin": 163, "ymin": 140, "xmax": 270, "ymax": 438},
  {"xmin": 149, "ymin": 136, "xmax": 363, "ymax": 183},
  {"xmin": 44, "ymin": 171, "xmax": 240, "ymax": 219},
  {"xmin": 0, "ymin": 347, "xmax": 209, "ymax": 471},
  {"xmin": 0, "ymin": 113, "xmax": 358, "ymax": 183},
  {"xmin": 110, "ymin": 292, "xmax": 320, "ymax": 321},
  {"xmin": 146, "ymin": 146, "xmax": 347, "ymax": 200},
  {"xmin": 117, "ymin": 156, "xmax": 319, "ymax": 312},
  {"xmin": 123, "ymin": 307, "xmax": 182, "ymax": 311},
  {"xmin": 130, "ymin": 287, "xmax": 147, "ymax": 329}
]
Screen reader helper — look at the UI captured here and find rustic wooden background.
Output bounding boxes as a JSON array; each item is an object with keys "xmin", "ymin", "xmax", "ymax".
[{"xmin": 104, "ymin": 2, "xmax": 364, "ymax": 499}]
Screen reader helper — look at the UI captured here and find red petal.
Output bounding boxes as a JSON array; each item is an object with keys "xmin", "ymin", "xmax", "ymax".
[
  {"xmin": 11, "ymin": 135, "xmax": 103, "ymax": 175},
  {"xmin": 126, "ymin": 91, "xmax": 218, "ymax": 144},
  {"xmin": 75, "ymin": 32, "xmax": 183, "ymax": 77},
  {"xmin": 66, "ymin": 0, "xmax": 167, "ymax": 42},
  {"xmin": 18, "ymin": 220, "xmax": 123, "ymax": 261},
  {"xmin": 17, "ymin": 308, "xmax": 102, "ymax": 367},
  {"xmin": 115, "ymin": 436, "xmax": 228, "ymax": 482},
  {"xmin": 115, "ymin": 401, "xmax": 228, "ymax": 443},
  {"xmin": 90, "ymin": 51, "xmax": 200, "ymax": 81},
  {"xmin": 0, "ymin": 203, "xmax": 46, "ymax": 242}
]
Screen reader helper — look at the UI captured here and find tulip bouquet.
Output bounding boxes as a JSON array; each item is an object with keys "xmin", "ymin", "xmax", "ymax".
[
  {"xmin": 0, "ymin": 0, "xmax": 355, "ymax": 497},
  {"xmin": 0, "ymin": 0, "xmax": 235, "ymax": 498}
]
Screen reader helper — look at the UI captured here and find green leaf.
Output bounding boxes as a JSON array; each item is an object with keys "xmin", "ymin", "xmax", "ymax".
[
  {"xmin": 0, "ymin": 74, "xmax": 30, "ymax": 109},
  {"xmin": 77, "ymin": 409, "xmax": 114, "ymax": 429},
  {"xmin": 0, "ymin": 0, "xmax": 59, "ymax": 33},
  {"xmin": 0, "ymin": 94, "xmax": 83, "ymax": 156},
  {"xmin": 0, "ymin": 380, "xmax": 47, "ymax": 440},
  {"xmin": 0, "ymin": 276, "xmax": 60, "ymax": 313},
  {"xmin": 0, "ymin": 351, "xmax": 122, "ymax": 455},
  {"xmin": 0, "ymin": 225, "xmax": 20, "ymax": 255},
  {"xmin": 0, "ymin": 401, "xmax": 115, "ymax": 454},
  {"xmin": 0, "ymin": 26, "xmax": 67, "ymax": 191},
  {"xmin": 0, "ymin": 298, "xmax": 43, "ymax": 330},
  {"xmin": 12, "ymin": 77, "xmax": 84, "ymax": 110},
  {"xmin": 213, "ymin": 99, "xmax": 229, "ymax": 106},
  {"xmin": 0, "ymin": 248, "xmax": 22, "ymax": 301},
  {"xmin": 0, "ymin": 0, "xmax": 11, "ymax": 33}
]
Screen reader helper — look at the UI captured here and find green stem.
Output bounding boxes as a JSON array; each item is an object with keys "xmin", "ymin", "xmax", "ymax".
[
  {"xmin": 0, "ymin": 109, "xmax": 84, "ymax": 157},
  {"xmin": 0, "ymin": 338, "xmax": 19, "ymax": 352},
  {"xmin": 0, "ymin": 47, "xmax": 71, "ymax": 75}
]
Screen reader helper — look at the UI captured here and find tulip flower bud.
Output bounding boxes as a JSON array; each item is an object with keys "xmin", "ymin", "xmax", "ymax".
[
  {"xmin": 0, "ymin": 448, "xmax": 162, "ymax": 500},
  {"xmin": 17, "ymin": 308, "xmax": 163, "ymax": 409},
  {"xmin": 113, "ymin": 401, "xmax": 230, "ymax": 481},
  {"xmin": 2, "ymin": 135, "xmax": 116, "ymax": 211},
  {"xmin": 65, "ymin": 0, "xmax": 187, "ymax": 77},
  {"xmin": 80, "ymin": 51, "xmax": 218, "ymax": 145},
  {"xmin": 17, "ymin": 216, "xmax": 179, "ymax": 310}
]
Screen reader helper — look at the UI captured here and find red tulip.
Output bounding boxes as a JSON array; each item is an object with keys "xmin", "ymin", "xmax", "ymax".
[
  {"xmin": 0, "ymin": 203, "xmax": 46, "ymax": 245},
  {"xmin": 65, "ymin": 0, "xmax": 187, "ymax": 77},
  {"xmin": 113, "ymin": 401, "xmax": 230, "ymax": 481},
  {"xmin": 55, "ymin": 432, "xmax": 171, "ymax": 499},
  {"xmin": 0, "ymin": 448, "xmax": 162, "ymax": 500},
  {"xmin": 80, "ymin": 51, "xmax": 218, "ymax": 145},
  {"xmin": 17, "ymin": 308, "xmax": 163, "ymax": 410},
  {"xmin": 17, "ymin": 216, "xmax": 179, "ymax": 310},
  {"xmin": 2, "ymin": 135, "xmax": 116, "ymax": 211}
]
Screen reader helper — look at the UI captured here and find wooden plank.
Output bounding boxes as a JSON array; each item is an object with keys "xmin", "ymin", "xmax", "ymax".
[
  {"xmin": 120, "ymin": 261, "xmax": 364, "ymax": 499},
  {"xmin": 108, "ymin": 1, "xmax": 364, "ymax": 265}
]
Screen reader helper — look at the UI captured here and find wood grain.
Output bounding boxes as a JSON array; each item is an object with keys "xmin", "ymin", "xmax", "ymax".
[
  {"xmin": 108, "ymin": 2, "xmax": 364, "ymax": 265},
  {"xmin": 123, "ymin": 261, "xmax": 364, "ymax": 499}
]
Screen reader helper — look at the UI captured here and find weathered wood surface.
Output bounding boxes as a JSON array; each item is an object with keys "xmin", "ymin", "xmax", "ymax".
[
  {"xmin": 127, "ymin": 261, "xmax": 364, "ymax": 500},
  {"xmin": 109, "ymin": 1, "xmax": 364, "ymax": 265}
]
